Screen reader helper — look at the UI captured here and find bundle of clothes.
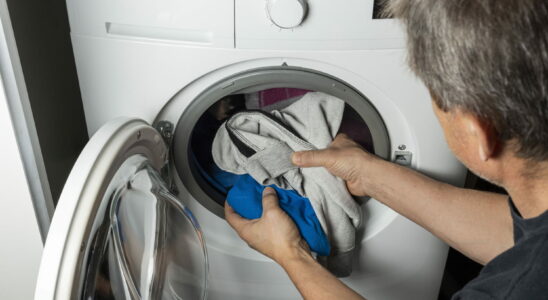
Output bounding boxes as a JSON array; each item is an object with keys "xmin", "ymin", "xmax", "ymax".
[{"xmin": 191, "ymin": 88, "xmax": 371, "ymax": 276}]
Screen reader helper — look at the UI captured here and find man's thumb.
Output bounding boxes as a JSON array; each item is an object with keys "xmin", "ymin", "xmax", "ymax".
[
  {"xmin": 292, "ymin": 150, "xmax": 331, "ymax": 168},
  {"xmin": 262, "ymin": 187, "xmax": 280, "ymax": 212}
]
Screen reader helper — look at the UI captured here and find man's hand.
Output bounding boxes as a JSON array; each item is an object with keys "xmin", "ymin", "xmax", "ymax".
[
  {"xmin": 294, "ymin": 133, "xmax": 513, "ymax": 265},
  {"xmin": 292, "ymin": 134, "xmax": 376, "ymax": 197},
  {"xmin": 224, "ymin": 187, "xmax": 311, "ymax": 264},
  {"xmin": 225, "ymin": 187, "xmax": 366, "ymax": 300}
]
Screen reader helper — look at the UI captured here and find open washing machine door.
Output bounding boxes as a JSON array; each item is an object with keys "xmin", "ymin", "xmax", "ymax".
[{"xmin": 34, "ymin": 118, "xmax": 208, "ymax": 300}]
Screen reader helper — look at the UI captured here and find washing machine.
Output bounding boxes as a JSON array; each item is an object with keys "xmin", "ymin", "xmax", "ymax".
[{"xmin": 35, "ymin": 1, "xmax": 467, "ymax": 299}]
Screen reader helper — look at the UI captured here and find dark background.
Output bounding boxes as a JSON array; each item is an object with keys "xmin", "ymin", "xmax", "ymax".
[{"xmin": 6, "ymin": 0, "xmax": 88, "ymax": 206}]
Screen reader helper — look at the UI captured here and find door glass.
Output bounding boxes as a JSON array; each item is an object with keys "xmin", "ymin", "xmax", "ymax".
[{"xmin": 81, "ymin": 155, "xmax": 207, "ymax": 300}]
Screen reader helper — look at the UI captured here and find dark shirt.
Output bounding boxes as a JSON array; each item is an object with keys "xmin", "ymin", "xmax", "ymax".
[{"xmin": 453, "ymin": 199, "xmax": 548, "ymax": 299}]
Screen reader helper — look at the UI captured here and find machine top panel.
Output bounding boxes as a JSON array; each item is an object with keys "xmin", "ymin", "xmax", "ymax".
[{"xmin": 65, "ymin": 0, "xmax": 404, "ymax": 50}]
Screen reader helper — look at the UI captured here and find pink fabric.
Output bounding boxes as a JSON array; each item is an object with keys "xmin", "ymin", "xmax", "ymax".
[{"xmin": 258, "ymin": 88, "xmax": 310, "ymax": 107}]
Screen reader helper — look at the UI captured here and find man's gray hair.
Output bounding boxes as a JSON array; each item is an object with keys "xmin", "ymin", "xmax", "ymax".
[{"xmin": 387, "ymin": 0, "xmax": 548, "ymax": 161}]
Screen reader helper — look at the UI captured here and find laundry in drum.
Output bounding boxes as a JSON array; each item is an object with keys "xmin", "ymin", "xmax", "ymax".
[
  {"xmin": 211, "ymin": 91, "xmax": 363, "ymax": 275},
  {"xmin": 190, "ymin": 95, "xmax": 247, "ymax": 194}
]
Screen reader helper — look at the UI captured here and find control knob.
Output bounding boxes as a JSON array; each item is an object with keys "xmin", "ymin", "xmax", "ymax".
[{"xmin": 266, "ymin": 0, "xmax": 308, "ymax": 29}]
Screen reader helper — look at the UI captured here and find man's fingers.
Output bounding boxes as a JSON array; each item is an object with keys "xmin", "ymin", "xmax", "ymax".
[
  {"xmin": 334, "ymin": 133, "xmax": 350, "ymax": 141},
  {"xmin": 291, "ymin": 134, "xmax": 361, "ymax": 167},
  {"xmin": 224, "ymin": 201, "xmax": 252, "ymax": 232},
  {"xmin": 261, "ymin": 187, "xmax": 280, "ymax": 213},
  {"xmin": 333, "ymin": 133, "xmax": 362, "ymax": 148},
  {"xmin": 292, "ymin": 149, "xmax": 332, "ymax": 168}
]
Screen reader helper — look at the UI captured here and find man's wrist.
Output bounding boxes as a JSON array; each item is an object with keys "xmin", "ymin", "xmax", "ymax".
[
  {"xmin": 277, "ymin": 241, "xmax": 314, "ymax": 270},
  {"xmin": 356, "ymin": 150, "xmax": 383, "ymax": 194}
]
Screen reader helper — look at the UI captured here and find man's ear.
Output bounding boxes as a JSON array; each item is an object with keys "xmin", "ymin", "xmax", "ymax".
[{"xmin": 463, "ymin": 113, "xmax": 499, "ymax": 161}]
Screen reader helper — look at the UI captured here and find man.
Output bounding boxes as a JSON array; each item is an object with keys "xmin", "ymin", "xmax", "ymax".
[{"xmin": 224, "ymin": 0, "xmax": 548, "ymax": 299}]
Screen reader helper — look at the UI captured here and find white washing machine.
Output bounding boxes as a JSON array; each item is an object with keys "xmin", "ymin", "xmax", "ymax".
[{"xmin": 35, "ymin": 1, "xmax": 467, "ymax": 299}]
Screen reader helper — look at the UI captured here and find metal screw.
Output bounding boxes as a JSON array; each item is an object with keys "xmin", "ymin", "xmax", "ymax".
[{"xmin": 398, "ymin": 144, "xmax": 407, "ymax": 150}]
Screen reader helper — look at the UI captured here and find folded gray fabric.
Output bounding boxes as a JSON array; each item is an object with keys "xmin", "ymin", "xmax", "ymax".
[{"xmin": 212, "ymin": 92, "xmax": 361, "ymax": 276}]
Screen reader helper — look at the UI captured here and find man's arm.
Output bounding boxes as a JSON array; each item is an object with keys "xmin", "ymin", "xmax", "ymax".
[
  {"xmin": 361, "ymin": 155, "xmax": 512, "ymax": 264},
  {"xmin": 293, "ymin": 134, "xmax": 513, "ymax": 265},
  {"xmin": 224, "ymin": 188, "xmax": 365, "ymax": 300},
  {"xmin": 280, "ymin": 246, "xmax": 365, "ymax": 300}
]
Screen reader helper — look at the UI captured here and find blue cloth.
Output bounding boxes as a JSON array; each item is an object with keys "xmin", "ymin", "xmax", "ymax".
[
  {"xmin": 227, "ymin": 174, "xmax": 331, "ymax": 256},
  {"xmin": 204, "ymin": 164, "xmax": 242, "ymax": 194}
]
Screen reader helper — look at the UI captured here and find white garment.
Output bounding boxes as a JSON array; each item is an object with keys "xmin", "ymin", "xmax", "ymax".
[{"xmin": 212, "ymin": 92, "xmax": 361, "ymax": 276}]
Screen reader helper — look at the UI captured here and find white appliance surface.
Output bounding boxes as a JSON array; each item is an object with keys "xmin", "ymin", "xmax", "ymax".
[
  {"xmin": 0, "ymin": 72, "xmax": 43, "ymax": 300},
  {"xmin": 36, "ymin": 1, "xmax": 468, "ymax": 299}
]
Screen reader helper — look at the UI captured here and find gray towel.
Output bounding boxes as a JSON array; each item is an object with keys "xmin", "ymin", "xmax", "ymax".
[{"xmin": 212, "ymin": 92, "xmax": 361, "ymax": 276}]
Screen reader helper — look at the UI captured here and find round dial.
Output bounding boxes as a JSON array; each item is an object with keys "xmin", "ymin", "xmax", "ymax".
[{"xmin": 266, "ymin": 0, "xmax": 308, "ymax": 29}]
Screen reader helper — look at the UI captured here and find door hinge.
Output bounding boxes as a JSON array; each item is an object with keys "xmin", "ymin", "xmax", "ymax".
[{"xmin": 154, "ymin": 121, "xmax": 178, "ymax": 195}]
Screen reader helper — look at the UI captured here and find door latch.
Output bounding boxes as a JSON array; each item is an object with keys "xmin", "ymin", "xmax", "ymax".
[{"xmin": 394, "ymin": 150, "xmax": 413, "ymax": 167}]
